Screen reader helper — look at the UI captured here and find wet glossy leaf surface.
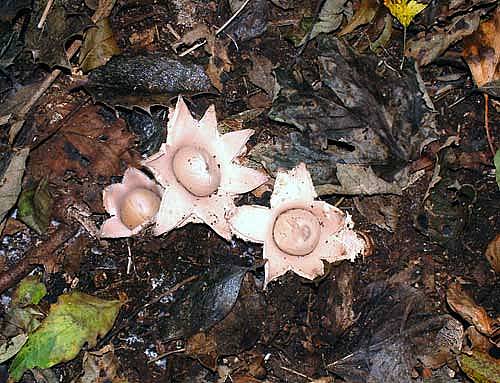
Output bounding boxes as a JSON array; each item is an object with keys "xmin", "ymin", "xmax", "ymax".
[{"xmin": 160, "ymin": 264, "xmax": 248, "ymax": 340}]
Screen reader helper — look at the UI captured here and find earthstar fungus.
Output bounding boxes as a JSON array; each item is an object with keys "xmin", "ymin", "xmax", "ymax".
[
  {"xmin": 100, "ymin": 168, "xmax": 163, "ymax": 238},
  {"xmin": 229, "ymin": 163, "xmax": 366, "ymax": 287},
  {"xmin": 143, "ymin": 97, "xmax": 268, "ymax": 240}
]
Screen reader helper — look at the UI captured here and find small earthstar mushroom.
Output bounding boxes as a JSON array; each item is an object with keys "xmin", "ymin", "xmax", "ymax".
[
  {"xmin": 100, "ymin": 168, "xmax": 163, "ymax": 238},
  {"xmin": 143, "ymin": 97, "xmax": 268, "ymax": 240},
  {"xmin": 229, "ymin": 163, "xmax": 367, "ymax": 287}
]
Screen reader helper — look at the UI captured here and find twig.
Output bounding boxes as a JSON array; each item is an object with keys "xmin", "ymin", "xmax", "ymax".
[
  {"xmin": 147, "ymin": 348, "xmax": 186, "ymax": 364},
  {"xmin": 215, "ymin": 0, "xmax": 251, "ymax": 37},
  {"xmin": 484, "ymin": 93, "xmax": 496, "ymax": 157},
  {"xmin": 11, "ymin": 4, "xmax": 104, "ymax": 126},
  {"xmin": 179, "ymin": 0, "xmax": 251, "ymax": 57},
  {"xmin": 14, "ymin": 40, "xmax": 82, "ymax": 123},
  {"xmin": 280, "ymin": 366, "xmax": 313, "ymax": 381},
  {"xmin": 400, "ymin": 26, "xmax": 407, "ymax": 70},
  {"xmin": 0, "ymin": 225, "xmax": 77, "ymax": 294},
  {"xmin": 37, "ymin": 0, "xmax": 54, "ymax": 29}
]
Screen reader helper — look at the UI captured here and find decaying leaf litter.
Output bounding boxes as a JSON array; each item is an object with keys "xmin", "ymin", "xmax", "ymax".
[{"xmin": 0, "ymin": 0, "xmax": 499, "ymax": 381}]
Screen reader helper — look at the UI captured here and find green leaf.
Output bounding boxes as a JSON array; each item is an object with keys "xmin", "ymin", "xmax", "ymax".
[
  {"xmin": 17, "ymin": 178, "xmax": 52, "ymax": 235},
  {"xmin": 12, "ymin": 276, "xmax": 47, "ymax": 307},
  {"xmin": 459, "ymin": 351, "xmax": 500, "ymax": 383},
  {"xmin": 494, "ymin": 149, "xmax": 500, "ymax": 190},
  {"xmin": 8, "ymin": 292, "xmax": 122, "ymax": 382}
]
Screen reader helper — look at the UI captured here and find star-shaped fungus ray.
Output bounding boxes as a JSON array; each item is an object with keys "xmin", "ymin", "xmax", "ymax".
[
  {"xmin": 143, "ymin": 97, "xmax": 268, "ymax": 240},
  {"xmin": 100, "ymin": 168, "xmax": 163, "ymax": 238},
  {"xmin": 229, "ymin": 163, "xmax": 368, "ymax": 287}
]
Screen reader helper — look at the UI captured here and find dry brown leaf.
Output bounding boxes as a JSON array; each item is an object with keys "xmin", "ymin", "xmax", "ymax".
[
  {"xmin": 30, "ymin": 105, "xmax": 136, "ymax": 181},
  {"xmin": 173, "ymin": 24, "xmax": 210, "ymax": 49},
  {"xmin": 339, "ymin": 0, "xmax": 380, "ymax": 36},
  {"xmin": 463, "ymin": 8, "xmax": 500, "ymax": 87},
  {"xmin": 175, "ymin": 25, "xmax": 232, "ymax": 92},
  {"xmin": 485, "ymin": 234, "xmax": 500, "ymax": 273},
  {"xmin": 247, "ymin": 54, "xmax": 276, "ymax": 97},
  {"xmin": 446, "ymin": 282, "xmax": 494, "ymax": 336},
  {"xmin": 206, "ymin": 33, "xmax": 231, "ymax": 92},
  {"xmin": 185, "ymin": 332, "xmax": 218, "ymax": 371},
  {"xmin": 28, "ymin": 105, "xmax": 138, "ymax": 214}
]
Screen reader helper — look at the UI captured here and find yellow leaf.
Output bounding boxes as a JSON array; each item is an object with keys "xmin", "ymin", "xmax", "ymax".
[{"xmin": 383, "ymin": 0, "xmax": 427, "ymax": 28}]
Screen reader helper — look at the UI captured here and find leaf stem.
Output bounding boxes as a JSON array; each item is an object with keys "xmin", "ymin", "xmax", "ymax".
[{"xmin": 400, "ymin": 26, "xmax": 406, "ymax": 70}]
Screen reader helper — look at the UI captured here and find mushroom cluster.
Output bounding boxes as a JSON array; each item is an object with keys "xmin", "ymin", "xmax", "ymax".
[{"xmin": 99, "ymin": 98, "xmax": 368, "ymax": 286}]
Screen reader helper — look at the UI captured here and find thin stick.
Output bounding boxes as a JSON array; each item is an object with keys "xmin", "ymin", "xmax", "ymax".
[
  {"xmin": 0, "ymin": 225, "xmax": 77, "ymax": 294},
  {"xmin": 400, "ymin": 26, "xmax": 406, "ymax": 70},
  {"xmin": 37, "ymin": 0, "xmax": 54, "ymax": 29},
  {"xmin": 147, "ymin": 348, "xmax": 186, "ymax": 364},
  {"xmin": 178, "ymin": 0, "xmax": 251, "ymax": 57},
  {"xmin": 280, "ymin": 366, "xmax": 313, "ymax": 381},
  {"xmin": 15, "ymin": 40, "xmax": 81, "ymax": 121},
  {"xmin": 484, "ymin": 93, "xmax": 496, "ymax": 157},
  {"xmin": 215, "ymin": 0, "xmax": 251, "ymax": 36},
  {"xmin": 12, "ymin": 4, "xmax": 104, "ymax": 125}
]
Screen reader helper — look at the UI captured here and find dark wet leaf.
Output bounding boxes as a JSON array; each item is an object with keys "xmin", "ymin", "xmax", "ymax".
[
  {"xmin": 227, "ymin": 0, "xmax": 268, "ymax": 42},
  {"xmin": 414, "ymin": 147, "xmax": 474, "ymax": 250},
  {"xmin": 85, "ymin": 54, "xmax": 212, "ymax": 111},
  {"xmin": 406, "ymin": 10, "xmax": 482, "ymax": 66},
  {"xmin": 160, "ymin": 264, "xmax": 248, "ymax": 339},
  {"xmin": 9, "ymin": 292, "xmax": 122, "ymax": 382},
  {"xmin": 207, "ymin": 274, "xmax": 265, "ymax": 355},
  {"xmin": 79, "ymin": 17, "xmax": 121, "ymax": 73},
  {"xmin": 328, "ymin": 282, "xmax": 463, "ymax": 383},
  {"xmin": 0, "ymin": 28, "xmax": 24, "ymax": 69},
  {"xmin": 119, "ymin": 108, "xmax": 166, "ymax": 156},
  {"xmin": 0, "ymin": 148, "xmax": 29, "ymax": 225},
  {"xmin": 17, "ymin": 178, "xmax": 53, "ymax": 235},
  {"xmin": 459, "ymin": 351, "xmax": 500, "ymax": 383},
  {"xmin": 251, "ymin": 37, "xmax": 436, "ymax": 189},
  {"xmin": 25, "ymin": 0, "xmax": 93, "ymax": 69},
  {"xmin": 0, "ymin": 0, "xmax": 30, "ymax": 23}
]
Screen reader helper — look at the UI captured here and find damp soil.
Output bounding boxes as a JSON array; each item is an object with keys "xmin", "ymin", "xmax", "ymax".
[{"xmin": 1, "ymin": 1, "xmax": 499, "ymax": 382}]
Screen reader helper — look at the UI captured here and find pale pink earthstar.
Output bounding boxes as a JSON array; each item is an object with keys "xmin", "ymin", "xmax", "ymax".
[
  {"xmin": 100, "ymin": 168, "xmax": 163, "ymax": 238},
  {"xmin": 143, "ymin": 97, "xmax": 268, "ymax": 240},
  {"xmin": 229, "ymin": 163, "xmax": 367, "ymax": 287}
]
